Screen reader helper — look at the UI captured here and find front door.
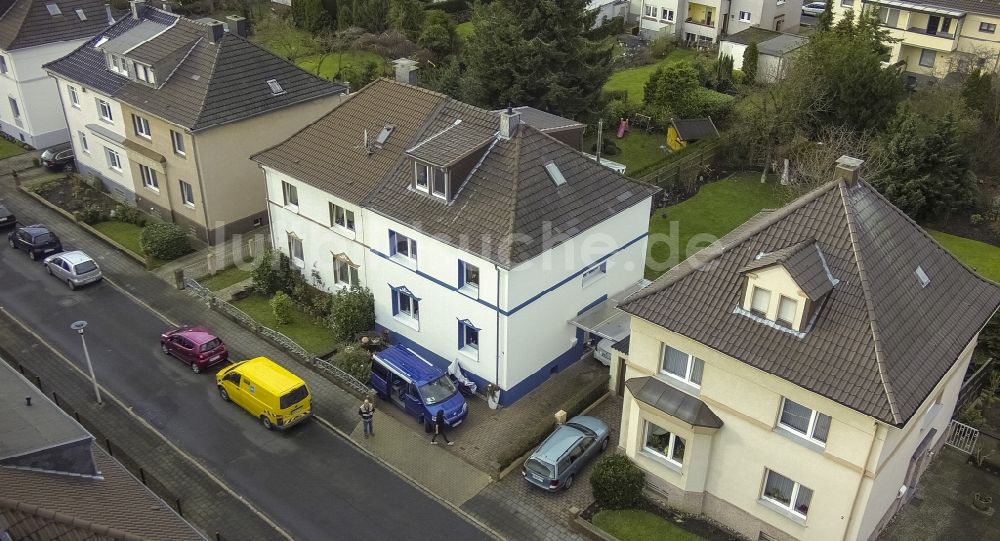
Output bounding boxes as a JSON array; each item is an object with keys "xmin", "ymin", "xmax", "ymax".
[
  {"xmin": 927, "ymin": 16, "xmax": 940, "ymax": 35},
  {"xmin": 774, "ymin": 16, "xmax": 784, "ymax": 32}
]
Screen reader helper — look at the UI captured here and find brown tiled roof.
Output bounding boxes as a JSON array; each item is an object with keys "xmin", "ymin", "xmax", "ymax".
[
  {"xmin": 740, "ymin": 239, "xmax": 836, "ymax": 300},
  {"xmin": 256, "ymin": 79, "xmax": 659, "ymax": 268},
  {"xmin": 622, "ymin": 179, "xmax": 1000, "ymax": 425},
  {"xmin": 406, "ymin": 119, "xmax": 496, "ymax": 167},
  {"xmin": 0, "ymin": 0, "xmax": 119, "ymax": 51},
  {"xmin": 0, "ymin": 447, "xmax": 206, "ymax": 540}
]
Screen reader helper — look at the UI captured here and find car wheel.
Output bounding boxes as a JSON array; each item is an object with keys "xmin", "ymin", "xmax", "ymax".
[
  {"xmin": 45, "ymin": 265, "xmax": 52, "ymax": 275},
  {"xmin": 190, "ymin": 362, "xmax": 201, "ymax": 374},
  {"xmin": 601, "ymin": 438, "xmax": 609, "ymax": 451},
  {"xmin": 28, "ymin": 250, "xmax": 37, "ymax": 261},
  {"xmin": 64, "ymin": 162, "xmax": 75, "ymax": 173},
  {"xmin": 161, "ymin": 343, "xmax": 170, "ymax": 355},
  {"xmin": 563, "ymin": 474, "xmax": 574, "ymax": 490},
  {"xmin": 66, "ymin": 279, "xmax": 75, "ymax": 291},
  {"xmin": 218, "ymin": 386, "xmax": 230, "ymax": 402},
  {"xmin": 260, "ymin": 415, "xmax": 274, "ymax": 430}
]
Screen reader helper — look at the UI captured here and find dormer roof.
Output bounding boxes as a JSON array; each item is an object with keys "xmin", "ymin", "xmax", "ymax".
[
  {"xmin": 405, "ymin": 119, "xmax": 495, "ymax": 167},
  {"xmin": 740, "ymin": 239, "xmax": 837, "ymax": 301},
  {"xmin": 621, "ymin": 179, "xmax": 1000, "ymax": 426}
]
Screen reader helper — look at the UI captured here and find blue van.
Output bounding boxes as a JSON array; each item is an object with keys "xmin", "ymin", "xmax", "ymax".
[{"xmin": 370, "ymin": 345, "xmax": 468, "ymax": 431}]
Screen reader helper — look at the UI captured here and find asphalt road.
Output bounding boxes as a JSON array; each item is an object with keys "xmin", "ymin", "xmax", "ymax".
[{"xmin": 0, "ymin": 234, "xmax": 487, "ymax": 541}]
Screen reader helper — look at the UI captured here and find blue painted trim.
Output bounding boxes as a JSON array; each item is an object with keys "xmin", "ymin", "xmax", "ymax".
[
  {"xmin": 578, "ymin": 294, "xmax": 608, "ymax": 316},
  {"xmin": 369, "ymin": 231, "xmax": 648, "ymax": 316},
  {"xmin": 499, "ymin": 341, "xmax": 586, "ymax": 405}
]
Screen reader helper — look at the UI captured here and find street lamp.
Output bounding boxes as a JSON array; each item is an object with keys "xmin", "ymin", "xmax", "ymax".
[{"xmin": 71, "ymin": 320, "xmax": 102, "ymax": 404}]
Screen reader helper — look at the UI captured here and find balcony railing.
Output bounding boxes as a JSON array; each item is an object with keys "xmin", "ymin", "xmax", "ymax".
[
  {"xmin": 685, "ymin": 18, "xmax": 716, "ymax": 28},
  {"xmin": 906, "ymin": 27, "xmax": 956, "ymax": 40}
]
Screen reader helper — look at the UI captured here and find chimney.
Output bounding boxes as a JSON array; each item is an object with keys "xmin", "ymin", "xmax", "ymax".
[
  {"xmin": 499, "ymin": 104, "xmax": 520, "ymax": 140},
  {"xmin": 104, "ymin": 3, "xmax": 114, "ymax": 25},
  {"xmin": 161, "ymin": 1, "xmax": 171, "ymax": 13},
  {"xmin": 130, "ymin": 0, "xmax": 145, "ymax": 20},
  {"xmin": 207, "ymin": 21, "xmax": 225, "ymax": 43},
  {"xmin": 392, "ymin": 58, "xmax": 418, "ymax": 85},
  {"xmin": 226, "ymin": 15, "xmax": 248, "ymax": 38},
  {"xmin": 834, "ymin": 155, "xmax": 864, "ymax": 186}
]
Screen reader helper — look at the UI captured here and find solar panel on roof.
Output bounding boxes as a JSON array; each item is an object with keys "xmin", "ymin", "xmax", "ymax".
[{"xmin": 46, "ymin": 3, "xmax": 61, "ymax": 15}]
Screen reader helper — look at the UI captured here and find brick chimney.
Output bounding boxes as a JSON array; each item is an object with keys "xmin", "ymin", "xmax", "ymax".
[
  {"xmin": 834, "ymin": 155, "xmax": 864, "ymax": 185},
  {"xmin": 130, "ymin": 0, "xmax": 145, "ymax": 20},
  {"xmin": 499, "ymin": 104, "xmax": 520, "ymax": 140},
  {"xmin": 226, "ymin": 15, "xmax": 248, "ymax": 38}
]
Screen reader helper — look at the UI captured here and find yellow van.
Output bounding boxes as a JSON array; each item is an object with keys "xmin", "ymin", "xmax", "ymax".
[{"xmin": 216, "ymin": 357, "xmax": 311, "ymax": 430}]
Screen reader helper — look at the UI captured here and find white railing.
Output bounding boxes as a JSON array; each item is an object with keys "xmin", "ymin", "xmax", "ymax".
[{"xmin": 946, "ymin": 420, "xmax": 980, "ymax": 454}]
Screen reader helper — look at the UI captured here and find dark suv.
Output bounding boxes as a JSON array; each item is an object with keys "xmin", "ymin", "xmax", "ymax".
[
  {"xmin": 40, "ymin": 142, "xmax": 75, "ymax": 171},
  {"xmin": 8, "ymin": 224, "xmax": 63, "ymax": 260}
]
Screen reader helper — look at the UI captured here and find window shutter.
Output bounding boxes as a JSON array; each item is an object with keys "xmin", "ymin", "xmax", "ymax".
[
  {"xmin": 777, "ymin": 296, "xmax": 797, "ymax": 325},
  {"xmin": 751, "ymin": 287, "xmax": 770, "ymax": 314},
  {"xmin": 389, "ymin": 231, "xmax": 396, "ymax": 255}
]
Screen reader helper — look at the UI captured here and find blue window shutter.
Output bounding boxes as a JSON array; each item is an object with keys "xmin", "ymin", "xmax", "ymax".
[
  {"xmin": 389, "ymin": 230, "xmax": 396, "ymax": 255},
  {"xmin": 391, "ymin": 287, "xmax": 399, "ymax": 315},
  {"xmin": 458, "ymin": 320, "xmax": 464, "ymax": 349},
  {"xmin": 458, "ymin": 260, "xmax": 464, "ymax": 288}
]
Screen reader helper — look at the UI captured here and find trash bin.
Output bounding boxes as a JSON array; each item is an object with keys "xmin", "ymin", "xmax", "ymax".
[{"xmin": 174, "ymin": 268, "xmax": 185, "ymax": 290}]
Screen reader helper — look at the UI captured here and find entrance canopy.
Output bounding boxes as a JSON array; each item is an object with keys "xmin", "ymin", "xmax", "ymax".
[{"xmin": 569, "ymin": 279, "xmax": 650, "ymax": 340}]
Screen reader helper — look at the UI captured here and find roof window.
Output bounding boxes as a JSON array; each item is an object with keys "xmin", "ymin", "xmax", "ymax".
[
  {"xmin": 544, "ymin": 161, "xmax": 566, "ymax": 186},
  {"xmin": 267, "ymin": 79, "xmax": 285, "ymax": 96},
  {"xmin": 46, "ymin": 3, "xmax": 61, "ymax": 15},
  {"xmin": 375, "ymin": 124, "xmax": 395, "ymax": 145},
  {"xmin": 76, "ymin": 8, "xmax": 87, "ymax": 20},
  {"xmin": 915, "ymin": 266, "xmax": 930, "ymax": 288}
]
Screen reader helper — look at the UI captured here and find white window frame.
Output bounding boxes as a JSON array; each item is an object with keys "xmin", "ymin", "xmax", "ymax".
[
  {"xmin": 582, "ymin": 261, "xmax": 607, "ymax": 286},
  {"xmin": 8, "ymin": 96, "xmax": 19, "ymax": 119},
  {"xmin": 459, "ymin": 320, "xmax": 479, "ymax": 358},
  {"xmin": 643, "ymin": 421, "xmax": 686, "ymax": 467},
  {"xmin": 68, "ymin": 86, "xmax": 80, "ymax": 108},
  {"xmin": 139, "ymin": 164, "xmax": 159, "ymax": 191},
  {"xmin": 750, "ymin": 286, "xmax": 771, "ymax": 316},
  {"xmin": 329, "ymin": 202, "xmax": 356, "ymax": 231},
  {"xmin": 762, "ymin": 469, "xmax": 812, "ymax": 518},
  {"xmin": 97, "ymin": 98, "xmax": 113, "ymax": 123},
  {"xmin": 460, "ymin": 260, "xmax": 480, "ymax": 294},
  {"xmin": 78, "ymin": 130, "xmax": 89, "ymax": 153},
  {"xmin": 776, "ymin": 295, "xmax": 797, "ymax": 327},
  {"xmin": 778, "ymin": 397, "xmax": 831, "ymax": 444},
  {"xmin": 171, "ymin": 129, "xmax": 186, "ymax": 155},
  {"xmin": 133, "ymin": 114, "xmax": 151, "ymax": 139},
  {"xmin": 414, "ymin": 162, "xmax": 430, "ymax": 191},
  {"xmin": 661, "ymin": 8, "xmax": 674, "ymax": 21},
  {"xmin": 644, "ymin": 5, "xmax": 655, "ymax": 17},
  {"xmin": 660, "ymin": 345, "xmax": 704, "ymax": 387},
  {"xmin": 105, "ymin": 147, "xmax": 122, "ymax": 171},
  {"xmin": 179, "ymin": 180, "xmax": 194, "ymax": 207},
  {"xmin": 394, "ymin": 288, "xmax": 419, "ymax": 322},
  {"xmin": 287, "ymin": 234, "xmax": 304, "ymax": 266},
  {"xmin": 282, "ymin": 181, "xmax": 299, "ymax": 209},
  {"xmin": 333, "ymin": 255, "xmax": 359, "ymax": 287},
  {"xmin": 981, "ymin": 22, "xmax": 997, "ymax": 33},
  {"xmin": 739, "ymin": 11, "xmax": 752, "ymax": 22},
  {"xmin": 391, "ymin": 231, "xmax": 417, "ymax": 263}
]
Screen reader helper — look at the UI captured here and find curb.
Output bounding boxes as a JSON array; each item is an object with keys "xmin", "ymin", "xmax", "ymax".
[
  {"xmin": 19, "ymin": 186, "xmax": 149, "ymax": 268},
  {"xmin": 572, "ymin": 515, "xmax": 620, "ymax": 541},
  {"xmin": 311, "ymin": 415, "xmax": 504, "ymax": 541}
]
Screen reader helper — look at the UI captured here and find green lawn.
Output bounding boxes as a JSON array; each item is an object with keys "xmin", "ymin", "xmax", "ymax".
[
  {"xmin": 0, "ymin": 138, "xmax": 26, "ymax": 160},
  {"xmin": 647, "ymin": 174, "xmax": 791, "ymax": 278},
  {"xmin": 604, "ymin": 49, "xmax": 699, "ymax": 101},
  {"xmin": 586, "ymin": 131, "xmax": 669, "ymax": 174},
  {"xmin": 200, "ymin": 266, "xmax": 253, "ymax": 292},
  {"xmin": 231, "ymin": 294, "xmax": 335, "ymax": 355},
  {"xmin": 928, "ymin": 231, "xmax": 1000, "ymax": 283},
  {"xmin": 296, "ymin": 50, "xmax": 390, "ymax": 80},
  {"xmin": 592, "ymin": 510, "xmax": 705, "ymax": 541},
  {"xmin": 457, "ymin": 21, "xmax": 474, "ymax": 39},
  {"xmin": 91, "ymin": 221, "xmax": 144, "ymax": 256}
]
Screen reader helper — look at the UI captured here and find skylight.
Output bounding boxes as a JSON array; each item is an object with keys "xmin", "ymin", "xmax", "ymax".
[
  {"xmin": 375, "ymin": 124, "xmax": 395, "ymax": 145},
  {"xmin": 544, "ymin": 161, "xmax": 566, "ymax": 186},
  {"xmin": 915, "ymin": 266, "xmax": 930, "ymax": 288},
  {"xmin": 76, "ymin": 8, "xmax": 87, "ymax": 20},
  {"xmin": 46, "ymin": 3, "xmax": 61, "ymax": 15},
  {"xmin": 266, "ymin": 79, "xmax": 285, "ymax": 96}
]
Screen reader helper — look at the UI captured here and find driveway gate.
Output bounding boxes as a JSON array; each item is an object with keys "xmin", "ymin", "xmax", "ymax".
[{"xmin": 945, "ymin": 420, "xmax": 980, "ymax": 454}]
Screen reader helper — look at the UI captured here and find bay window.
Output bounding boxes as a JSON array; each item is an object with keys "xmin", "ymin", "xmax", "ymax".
[{"xmin": 644, "ymin": 421, "xmax": 686, "ymax": 466}]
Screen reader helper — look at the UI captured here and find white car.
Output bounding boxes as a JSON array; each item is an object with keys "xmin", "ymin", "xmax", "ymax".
[
  {"xmin": 43, "ymin": 250, "xmax": 103, "ymax": 290},
  {"xmin": 802, "ymin": 1, "xmax": 827, "ymax": 16}
]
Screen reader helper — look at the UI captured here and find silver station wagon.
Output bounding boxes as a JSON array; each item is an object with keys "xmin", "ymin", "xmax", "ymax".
[
  {"xmin": 43, "ymin": 251, "xmax": 103, "ymax": 290},
  {"xmin": 522, "ymin": 416, "xmax": 610, "ymax": 491}
]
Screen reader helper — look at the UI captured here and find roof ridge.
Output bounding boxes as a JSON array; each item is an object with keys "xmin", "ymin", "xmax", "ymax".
[
  {"xmin": 0, "ymin": 497, "xmax": 144, "ymax": 541},
  {"xmin": 186, "ymin": 37, "xmax": 219, "ymax": 128},
  {"xmin": 501, "ymin": 126, "xmax": 524, "ymax": 264},
  {"xmin": 837, "ymin": 180, "xmax": 902, "ymax": 424}
]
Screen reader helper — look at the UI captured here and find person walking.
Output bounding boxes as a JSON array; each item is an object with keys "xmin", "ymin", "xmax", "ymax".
[
  {"xmin": 430, "ymin": 409, "xmax": 453, "ymax": 446},
  {"xmin": 359, "ymin": 398, "xmax": 375, "ymax": 438}
]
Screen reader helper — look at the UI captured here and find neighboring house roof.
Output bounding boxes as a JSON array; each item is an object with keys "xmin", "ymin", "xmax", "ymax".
[
  {"xmin": 491, "ymin": 106, "xmax": 585, "ymax": 133},
  {"xmin": 254, "ymin": 79, "xmax": 659, "ymax": 269},
  {"xmin": 626, "ymin": 377, "xmax": 723, "ymax": 428},
  {"xmin": 866, "ymin": 0, "xmax": 1000, "ymax": 18},
  {"xmin": 0, "ymin": 0, "xmax": 118, "ymax": 51},
  {"xmin": 621, "ymin": 178, "xmax": 1000, "ymax": 426},
  {"xmin": 670, "ymin": 118, "xmax": 719, "ymax": 142},
  {"xmin": 44, "ymin": 6, "xmax": 346, "ymax": 131},
  {"xmin": 757, "ymin": 34, "xmax": 808, "ymax": 56},
  {"xmin": 612, "ymin": 335, "xmax": 630, "ymax": 355},
  {"xmin": 722, "ymin": 27, "xmax": 781, "ymax": 46}
]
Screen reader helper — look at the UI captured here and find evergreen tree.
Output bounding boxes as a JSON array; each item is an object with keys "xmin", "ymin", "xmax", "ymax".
[
  {"xmin": 389, "ymin": 0, "xmax": 425, "ymax": 40},
  {"xmin": 817, "ymin": 0, "xmax": 834, "ymax": 31},
  {"xmin": 291, "ymin": 0, "xmax": 332, "ymax": 33},
  {"xmin": 351, "ymin": 0, "xmax": 390, "ymax": 32},
  {"xmin": 833, "ymin": 7, "xmax": 855, "ymax": 35},
  {"xmin": 419, "ymin": 10, "xmax": 459, "ymax": 59},
  {"xmin": 963, "ymin": 70, "xmax": 994, "ymax": 113},
  {"xmin": 742, "ymin": 42, "xmax": 758, "ymax": 83}
]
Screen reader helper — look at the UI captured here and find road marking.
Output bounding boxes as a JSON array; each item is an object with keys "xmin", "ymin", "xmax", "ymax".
[{"xmin": 0, "ymin": 306, "xmax": 296, "ymax": 541}]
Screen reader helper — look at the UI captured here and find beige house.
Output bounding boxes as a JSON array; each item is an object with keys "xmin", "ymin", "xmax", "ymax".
[
  {"xmin": 45, "ymin": 1, "xmax": 347, "ymax": 242},
  {"xmin": 833, "ymin": 0, "xmax": 1000, "ymax": 81},
  {"xmin": 612, "ymin": 157, "xmax": 1000, "ymax": 541}
]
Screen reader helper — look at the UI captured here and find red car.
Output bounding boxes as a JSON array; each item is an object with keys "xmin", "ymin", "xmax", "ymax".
[{"xmin": 160, "ymin": 326, "xmax": 229, "ymax": 373}]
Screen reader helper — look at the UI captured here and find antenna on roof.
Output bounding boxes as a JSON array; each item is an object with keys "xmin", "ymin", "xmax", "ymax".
[{"xmin": 357, "ymin": 129, "xmax": 373, "ymax": 156}]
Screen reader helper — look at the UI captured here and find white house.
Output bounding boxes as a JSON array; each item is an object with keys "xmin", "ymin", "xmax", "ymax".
[
  {"xmin": 631, "ymin": 0, "xmax": 804, "ymax": 44},
  {"xmin": 718, "ymin": 27, "xmax": 807, "ymax": 82},
  {"xmin": 253, "ymin": 79, "xmax": 659, "ymax": 405},
  {"xmin": 0, "ymin": 0, "xmax": 120, "ymax": 149}
]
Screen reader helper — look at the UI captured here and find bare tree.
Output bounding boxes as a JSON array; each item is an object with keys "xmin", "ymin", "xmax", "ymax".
[{"xmin": 786, "ymin": 126, "xmax": 888, "ymax": 194}]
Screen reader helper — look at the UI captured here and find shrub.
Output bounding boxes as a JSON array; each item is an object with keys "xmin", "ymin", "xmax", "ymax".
[
  {"xmin": 291, "ymin": 279, "xmax": 333, "ymax": 319},
  {"xmin": 649, "ymin": 35, "xmax": 674, "ymax": 59},
  {"xmin": 332, "ymin": 345, "xmax": 373, "ymax": 383},
  {"xmin": 590, "ymin": 454, "xmax": 645, "ymax": 510},
  {"xmin": 76, "ymin": 203, "xmax": 107, "ymax": 225},
  {"xmin": 270, "ymin": 291, "xmax": 294, "ymax": 325},
  {"xmin": 252, "ymin": 250, "xmax": 295, "ymax": 296},
  {"xmin": 327, "ymin": 286, "xmax": 375, "ymax": 341},
  {"xmin": 971, "ymin": 214, "xmax": 984, "ymax": 225},
  {"xmin": 113, "ymin": 204, "xmax": 143, "ymax": 225},
  {"xmin": 139, "ymin": 223, "xmax": 190, "ymax": 260}
]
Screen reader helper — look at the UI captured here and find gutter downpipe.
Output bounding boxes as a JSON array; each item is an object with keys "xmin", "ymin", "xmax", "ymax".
[
  {"xmin": 495, "ymin": 263, "xmax": 501, "ymax": 400},
  {"xmin": 843, "ymin": 421, "xmax": 882, "ymax": 541}
]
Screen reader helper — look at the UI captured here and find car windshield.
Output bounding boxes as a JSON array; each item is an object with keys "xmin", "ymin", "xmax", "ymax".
[
  {"xmin": 74, "ymin": 261, "xmax": 98, "ymax": 274},
  {"xmin": 279, "ymin": 385, "xmax": 309, "ymax": 409},
  {"xmin": 32, "ymin": 233, "xmax": 54, "ymax": 244},
  {"xmin": 525, "ymin": 458, "xmax": 554, "ymax": 478},
  {"xmin": 418, "ymin": 374, "xmax": 457, "ymax": 405},
  {"xmin": 200, "ymin": 338, "xmax": 222, "ymax": 352}
]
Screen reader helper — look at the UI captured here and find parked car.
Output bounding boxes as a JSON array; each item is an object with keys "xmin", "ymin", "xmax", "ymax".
[
  {"xmin": 370, "ymin": 345, "xmax": 468, "ymax": 431},
  {"xmin": 160, "ymin": 326, "xmax": 229, "ymax": 373},
  {"xmin": 522, "ymin": 416, "xmax": 610, "ymax": 491},
  {"xmin": 43, "ymin": 251, "xmax": 102, "ymax": 290},
  {"xmin": 40, "ymin": 142, "xmax": 75, "ymax": 171},
  {"xmin": 0, "ymin": 204, "xmax": 14, "ymax": 229},
  {"xmin": 216, "ymin": 357, "xmax": 311, "ymax": 430},
  {"xmin": 8, "ymin": 224, "xmax": 62, "ymax": 260},
  {"xmin": 802, "ymin": 1, "xmax": 827, "ymax": 16}
]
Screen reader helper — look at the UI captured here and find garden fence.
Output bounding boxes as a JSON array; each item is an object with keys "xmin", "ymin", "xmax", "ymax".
[
  {"xmin": 183, "ymin": 278, "xmax": 371, "ymax": 397},
  {"xmin": 957, "ymin": 357, "xmax": 995, "ymax": 411},
  {"xmin": 635, "ymin": 140, "xmax": 727, "ymax": 204},
  {"xmin": 946, "ymin": 420, "xmax": 981, "ymax": 454}
]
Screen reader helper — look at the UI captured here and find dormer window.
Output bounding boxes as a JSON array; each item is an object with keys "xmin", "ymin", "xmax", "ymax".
[
  {"xmin": 776, "ymin": 296, "xmax": 797, "ymax": 328},
  {"xmin": 107, "ymin": 54, "xmax": 127, "ymax": 76},
  {"xmin": 750, "ymin": 286, "xmax": 770, "ymax": 317},
  {"xmin": 739, "ymin": 241, "xmax": 838, "ymax": 334},
  {"xmin": 415, "ymin": 162, "xmax": 429, "ymax": 190},
  {"xmin": 135, "ymin": 63, "xmax": 155, "ymax": 84},
  {"xmin": 413, "ymin": 161, "xmax": 449, "ymax": 200}
]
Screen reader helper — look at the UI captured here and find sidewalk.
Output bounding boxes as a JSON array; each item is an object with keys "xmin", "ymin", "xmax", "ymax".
[{"xmin": 1, "ymin": 168, "xmax": 590, "ymax": 540}]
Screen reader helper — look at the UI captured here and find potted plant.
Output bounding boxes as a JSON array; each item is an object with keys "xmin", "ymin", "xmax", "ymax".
[{"xmin": 973, "ymin": 492, "xmax": 993, "ymax": 512}]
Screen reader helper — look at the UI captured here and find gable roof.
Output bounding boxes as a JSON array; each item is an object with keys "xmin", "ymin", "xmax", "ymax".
[
  {"xmin": 44, "ymin": 6, "xmax": 346, "ymax": 131},
  {"xmin": 621, "ymin": 179, "xmax": 1000, "ymax": 425},
  {"xmin": 740, "ymin": 239, "xmax": 837, "ymax": 301},
  {"xmin": 254, "ymin": 79, "xmax": 659, "ymax": 269},
  {"xmin": 0, "ymin": 0, "xmax": 117, "ymax": 51},
  {"xmin": 670, "ymin": 118, "xmax": 719, "ymax": 142}
]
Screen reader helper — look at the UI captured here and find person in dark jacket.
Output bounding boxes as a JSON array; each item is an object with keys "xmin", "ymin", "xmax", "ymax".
[
  {"xmin": 359, "ymin": 398, "xmax": 375, "ymax": 438},
  {"xmin": 430, "ymin": 409, "xmax": 453, "ymax": 445}
]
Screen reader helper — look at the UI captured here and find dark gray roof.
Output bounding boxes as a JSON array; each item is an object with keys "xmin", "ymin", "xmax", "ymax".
[
  {"xmin": 622, "ymin": 179, "xmax": 1000, "ymax": 425},
  {"xmin": 740, "ymin": 240, "xmax": 836, "ymax": 300},
  {"xmin": 45, "ymin": 7, "xmax": 346, "ymax": 131},
  {"xmin": 722, "ymin": 26, "xmax": 781, "ymax": 46},
  {"xmin": 406, "ymin": 119, "xmax": 495, "ymax": 167},
  {"xmin": 867, "ymin": 0, "xmax": 1000, "ymax": 17},
  {"xmin": 626, "ymin": 377, "xmax": 724, "ymax": 428},
  {"xmin": 99, "ymin": 19, "xmax": 167, "ymax": 54},
  {"xmin": 670, "ymin": 118, "xmax": 719, "ymax": 142},
  {"xmin": 757, "ymin": 33, "xmax": 808, "ymax": 56},
  {"xmin": 0, "ymin": 0, "xmax": 119, "ymax": 51},
  {"xmin": 493, "ymin": 106, "xmax": 585, "ymax": 133},
  {"xmin": 256, "ymin": 79, "xmax": 659, "ymax": 268},
  {"xmin": 612, "ymin": 335, "xmax": 630, "ymax": 354}
]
